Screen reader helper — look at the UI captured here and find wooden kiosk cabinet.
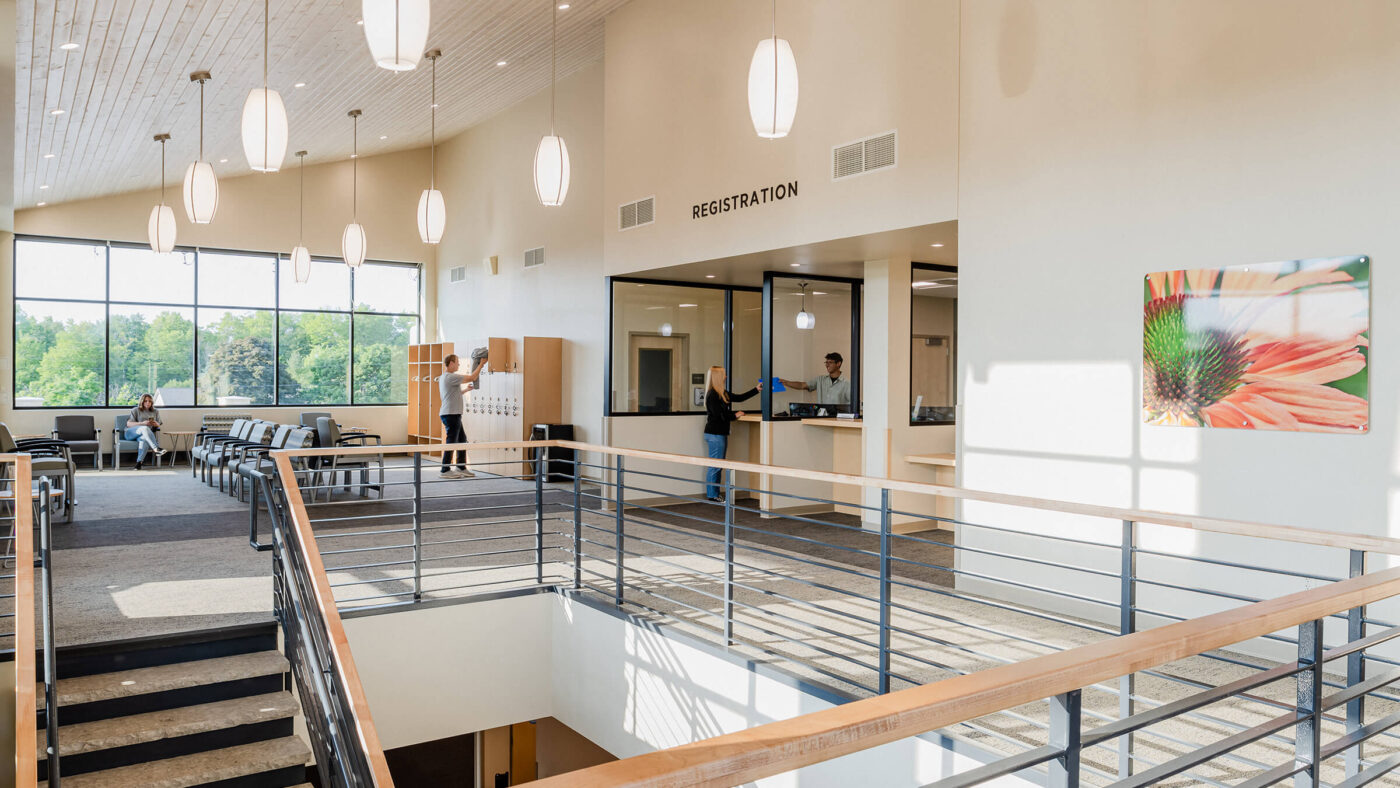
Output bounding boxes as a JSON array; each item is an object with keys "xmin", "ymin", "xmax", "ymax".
[{"xmin": 407, "ymin": 337, "xmax": 562, "ymax": 474}]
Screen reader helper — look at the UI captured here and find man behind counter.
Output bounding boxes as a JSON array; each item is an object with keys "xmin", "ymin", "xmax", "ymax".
[{"xmin": 778, "ymin": 351, "xmax": 851, "ymax": 406}]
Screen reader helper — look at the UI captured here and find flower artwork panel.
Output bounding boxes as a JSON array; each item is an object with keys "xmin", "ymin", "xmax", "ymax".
[{"xmin": 1143, "ymin": 256, "xmax": 1369, "ymax": 433}]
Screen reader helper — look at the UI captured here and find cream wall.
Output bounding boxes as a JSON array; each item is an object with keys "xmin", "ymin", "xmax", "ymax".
[
  {"xmin": 3, "ymin": 148, "xmax": 437, "ymax": 444},
  {"xmin": 602, "ymin": 0, "xmax": 960, "ymax": 274},
  {"xmin": 955, "ymin": 1, "xmax": 1400, "ymax": 610},
  {"xmin": 433, "ymin": 63, "xmax": 605, "ymax": 447}
]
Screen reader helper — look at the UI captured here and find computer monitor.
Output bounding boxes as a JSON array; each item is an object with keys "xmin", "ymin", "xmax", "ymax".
[{"xmin": 788, "ymin": 403, "xmax": 853, "ymax": 418}]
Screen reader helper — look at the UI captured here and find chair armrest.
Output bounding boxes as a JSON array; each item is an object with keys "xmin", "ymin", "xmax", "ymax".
[
  {"xmin": 18, "ymin": 438, "xmax": 67, "ymax": 451},
  {"xmin": 337, "ymin": 433, "xmax": 382, "ymax": 446}
]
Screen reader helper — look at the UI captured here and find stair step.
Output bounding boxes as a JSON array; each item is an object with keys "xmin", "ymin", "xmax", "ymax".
[
  {"xmin": 40, "ymin": 692, "xmax": 300, "ymax": 758},
  {"xmin": 42, "ymin": 651, "xmax": 288, "ymax": 707},
  {"xmin": 39, "ymin": 735, "xmax": 310, "ymax": 788}
]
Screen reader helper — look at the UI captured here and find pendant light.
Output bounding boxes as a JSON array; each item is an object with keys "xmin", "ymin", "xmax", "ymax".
[
  {"xmin": 417, "ymin": 49, "xmax": 446, "ymax": 244},
  {"xmin": 291, "ymin": 150, "xmax": 311, "ymax": 283},
  {"xmin": 342, "ymin": 109, "xmax": 367, "ymax": 269},
  {"xmin": 148, "ymin": 134, "xmax": 176, "ymax": 253},
  {"xmin": 183, "ymin": 71, "xmax": 219, "ymax": 223},
  {"xmin": 241, "ymin": 0, "xmax": 288, "ymax": 172},
  {"xmin": 363, "ymin": 0, "xmax": 430, "ymax": 72},
  {"xmin": 795, "ymin": 281, "xmax": 815, "ymax": 330},
  {"xmin": 533, "ymin": 0, "xmax": 570, "ymax": 207},
  {"xmin": 747, "ymin": 0, "xmax": 799, "ymax": 139}
]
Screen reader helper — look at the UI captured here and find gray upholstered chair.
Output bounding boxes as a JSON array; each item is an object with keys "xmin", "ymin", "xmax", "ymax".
[
  {"xmin": 0, "ymin": 422, "xmax": 76, "ymax": 523},
  {"xmin": 300, "ymin": 412, "xmax": 332, "ymax": 432},
  {"xmin": 313, "ymin": 417, "xmax": 384, "ymax": 502},
  {"xmin": 193, "ymin": 418, "xmax": 253, "ymax": 483},
  {"xmin": 212, "ymin": 421, "xmax": 274, "ymax": 492},
  {"xmin": 112, "ymin": 414, "xmax": 144, "ymax": 470},
  {"xmin": 54, "ymin": 415, "xmax": 101, "ymax": 470}
]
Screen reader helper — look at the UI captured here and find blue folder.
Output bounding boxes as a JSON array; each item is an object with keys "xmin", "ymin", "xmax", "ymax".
[{"xmin": 762, "ymin": 378, "xmax": 787, "ymax": 392}]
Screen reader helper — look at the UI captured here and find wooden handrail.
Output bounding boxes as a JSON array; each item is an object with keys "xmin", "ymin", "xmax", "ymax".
[
  {"xmin": 278, "ymin": 439, "xmax": 1400, "ymax": 555},
  {"xmin": 12, "ymin": 455, "xmax": 36, "ymax": 788},
  {"xmin": 523, "ymin": 565, "xmax": 1400, "ymax": 788},
  {"xmin": 271, "ymin": 454, "xmax": 395, "ymax": 787}
]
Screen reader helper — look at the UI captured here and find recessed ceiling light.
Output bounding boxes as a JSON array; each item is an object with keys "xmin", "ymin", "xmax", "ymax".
[
  {"xmin": 558, "ymin": 3, "xmax": 570, "ymax": 8},
  {"xmin": 789, "ymin": 263, "xmax": 801, "ymax": 268},
  {"xmin": 59, "ymin": 42, "xmax": 79, "ymax": 51},
  {"xmin": 350, "ymin": 153, "xmax": 358, "ymax": 159},
  {"xmin": 39, "ymin": 184, "xmax": 49, "ymax": 190},
  {"xmin": 218, "ymin": 158, "xmax": 228, "ymax": 163},
  {"xmin": 679, "ymin": 303, "xmax": 698, "ymax": 308},
  {"xmin": 36, "ymin": 201, "xmax": 46, "ymax": 206},
  {"xmin": 379, "ymin": 135, "xmax": 387, "ymax": 140},
  {"xmin": 705, "ymin": 274, "xmax": 716, "ymax": 279},
  {"xmin": 294, "ymin": 82, "xmax": 306, "ymax": 88},
  {"xmin": 356, "ymin": 19, "xmax": 363, "ymax": 25},
  {"xmin": 49, "ymin": 108, "xmax": 64, "ymax": 116},
  {"xmin": 812, "ymin": 291, "xmax": 827, "ymax": 295},
  {"xmin": 42, "ymin": 153, "xmax": 54, "ymax": 159},
  {"xmin": 496, "ymin": 60, "xmax": 508, "ymax": 67},
  {"xmin": 930, "ymin": 243, "xmax": 944, "ymax": 247}
]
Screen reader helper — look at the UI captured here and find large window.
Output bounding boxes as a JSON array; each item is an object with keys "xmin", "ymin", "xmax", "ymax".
[{"xmin": 13, "ymin": 237, "xmax": 421, "ymax": 408}]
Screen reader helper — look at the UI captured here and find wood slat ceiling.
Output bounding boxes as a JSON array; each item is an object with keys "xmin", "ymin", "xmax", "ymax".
[{"xmin": 16, "ymin": 0, "xmax": 629, "ymax": 209}]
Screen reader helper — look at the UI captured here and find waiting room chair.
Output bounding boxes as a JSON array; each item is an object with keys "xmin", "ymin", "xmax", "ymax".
[
  {"xmin": 212, "ymin": 422, "xmax": 274, "ymax": 493},
  {"xmin": 54, "ymin": 415, "xmax": 101, "ymax": 470},
  {"xmin": 0, "ymin": 422, "xmax": 76, "ymax": 523},
  {"xmin": 300, "ymin": 412, "xmax": 332, "ymax": 431},
  {"xmin": 232, "ymin": 424, "xmax": 296, "ymax": 502},
  {"xmin": 112, "ymin": 414, "xmax": 147, "ymax": 470},
  {"xmin": 313, "ymin": 417, "xmax": 384, "ymax": 502},
  {"xmin": 193, "ymin": 418, "xmax": 253, "ymax": 482}
]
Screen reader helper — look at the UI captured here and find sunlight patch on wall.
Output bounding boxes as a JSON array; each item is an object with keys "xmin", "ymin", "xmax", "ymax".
[{"xmin": 963, "ymin": 363, "xmax": 1134, "ymax": 458}]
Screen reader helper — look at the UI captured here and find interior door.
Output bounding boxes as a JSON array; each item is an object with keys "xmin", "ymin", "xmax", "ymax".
[{"xmin": 628, "ymin": 333, "xmax": 688, "ymax": 412}]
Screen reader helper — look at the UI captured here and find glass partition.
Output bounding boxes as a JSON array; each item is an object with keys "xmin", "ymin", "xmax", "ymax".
[
  {"xmin": 610, "ymin": 282, "xmax": 727, "ymax": 414},
  {"xmin": 768, "ymin": 277, "xmax": 857, "ymax": 418},
  {"xmin": 910, "ymin": 264, "xmax": 957, "ymax": 424}
]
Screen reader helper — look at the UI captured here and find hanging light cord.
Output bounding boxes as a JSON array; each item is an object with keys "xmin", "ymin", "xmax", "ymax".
[
  {"xmin": 771, "ymin": 0, "xmax": 778, "ymax": 135},
  {"xmin": 263, "ymin": 0, "xmax": 269, "ymax": 169},
  {"xmin": 352, "ymin": 114, "xmax": 358, "ymax": 219},
  {"xmin": 430, "ymin": 54, "xmax": 437, "ymax": 189},
  {"xmin": 159, "ymin": 138, "xmax": 166, "ymax": 205},
  {"xmin": 550, "ymin": 0, "xmax": 557, "ymax": 135},
  {"xmin": 298, "ymin": 153, "xmax": 305, "ymax": 244},
  {"xmin": 198, "ymin": 78, "xmax": 205, "ymax": 160}
]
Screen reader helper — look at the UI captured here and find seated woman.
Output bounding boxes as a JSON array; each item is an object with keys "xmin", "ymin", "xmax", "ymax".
[
  {"xmin": 125, "ymin": 394, "xmax": 167, "ymax": 470},
  {"xmin": 702, "ymin": 365, "xmax": 758, "ymax": 502}
]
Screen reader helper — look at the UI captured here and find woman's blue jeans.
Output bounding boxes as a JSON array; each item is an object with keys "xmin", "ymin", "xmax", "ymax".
[
  {"xmin": 703, "ymin": 433, "xmax": 728, "ymax": 499},
  {"xmin": 124, "ymin": 425, "xmax": 159, "ymax": 462}
]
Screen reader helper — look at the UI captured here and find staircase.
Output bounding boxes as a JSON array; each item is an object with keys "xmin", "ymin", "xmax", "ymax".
[{"xmin": 36, "ymin": 622, "xmax": 312, "ymax": 787}]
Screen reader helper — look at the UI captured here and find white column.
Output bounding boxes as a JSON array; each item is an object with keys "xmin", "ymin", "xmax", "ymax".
[{"xmin": 861, "ymin": 257, "xmax": 912, "ymax": 528}]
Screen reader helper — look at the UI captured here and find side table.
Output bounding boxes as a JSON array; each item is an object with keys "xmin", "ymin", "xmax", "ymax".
[{"xmin": 164, "ymin": 431, "xmax": 197, "ymax": 468}]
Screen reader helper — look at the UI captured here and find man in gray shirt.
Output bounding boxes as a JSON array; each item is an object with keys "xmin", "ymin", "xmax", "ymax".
[
  {"xmin": 779, "ymin": 352, "xmax": 852, "ymax": 406},
  {"xmin": 440, "ymin": 353, "xmax": 487, "ymax": 478}
]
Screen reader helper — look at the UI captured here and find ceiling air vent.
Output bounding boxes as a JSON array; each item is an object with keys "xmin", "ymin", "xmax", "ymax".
[
  {"xmin": 619, "ymin": 196, "xmax": 656, "ymax": 231},
  {"xmin": 832, "ymin": 130, "xmax": 898, "ymax": 181},
  {"xmin": 524, "ymin": 247, "xmax": 545, "ymax": 269},
  {"xmin": 449, "ymin": 266, "xmax": 467, "ymax": 283}
]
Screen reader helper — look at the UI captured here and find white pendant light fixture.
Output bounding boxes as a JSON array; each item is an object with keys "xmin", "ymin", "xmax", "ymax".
[
  {"xmin": 418, "ymin": 49, "xmax": 446, "ymax": 244},
  {"xmin": 183, "ymin": 71, "xmax": 219, "ymax": 223},
  {"xmin": 241, "ymin": 0, "xmax": 288, "ymax": 172},
  {"xmin": 747, "ymin": 0, "xmax": 799, "ymax": 139},
  {"xmin": 660, "ymin": 323, "xmax": 673, "ymax": 337},
  {"xmin": 342, "ymin": 109, "xmax": 367, "ymax": 269},
  {"xmin": 795, "ymin": 281, "xmax": 815, "ymax": 330},
  {"xmin": 362, "ymin": 0, "xmax": 430, "ymax": 72},
  {"xmin": 291, "ymin": 150, "xmax": 311, "ymax": 283},
  {"xmin": 148, "ymin": 134, "xmax": 176, "ymax": 253},
  {"xmin": 533, "ymin": 0, "xmax": 570, "ymax": 207}
]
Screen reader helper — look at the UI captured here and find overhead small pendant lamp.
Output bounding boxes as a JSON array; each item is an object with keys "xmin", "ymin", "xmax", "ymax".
[
  {"xmin": 148, "ymin": 134, "xmax": 176, "ymax": 253},
  {"xmin": 363, "ymin": 0, "xmax": 430, "ymax": 71},
  {"xmin": 184, "ymin": 71, "xmax": 219, "ymax": 223},
  {"xmin": 747, "ymin": 0, "xmax": 799, "ymax": 139},
  {"xmin": 417, "ymin": 49, "xmax": 446, "ymax": 244},
  {"xmin": 241, "ymin": 0, "xmax": 289, "ymax": 172},
  {"xmin": 342, "ymin": 110, "xmax": 367, "ymax": 269},
  {"xmin": 291, "ymin": 150, "xmax": 311, "ymax": 283},
  {"xmin": 795, "ymin": 281, "xmax": 815, "ymax": 329},
  {"xmin": 532, "ymin": 0, "xmax": 570, "ymax": 207}
]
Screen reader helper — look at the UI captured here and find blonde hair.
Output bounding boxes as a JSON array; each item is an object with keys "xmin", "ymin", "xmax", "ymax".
[{"xmin": 704, "ymin": 365, "xmax": 728, "ymax": 403}]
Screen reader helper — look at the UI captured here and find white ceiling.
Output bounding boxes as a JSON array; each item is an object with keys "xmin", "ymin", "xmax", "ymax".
[{"xmin": 16, "ymin": 0, "xmax": 630, "ymax": 209}]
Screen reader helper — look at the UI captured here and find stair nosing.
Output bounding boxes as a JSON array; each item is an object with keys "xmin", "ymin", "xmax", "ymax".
[
  {"xmin": 38, "ymin": 735, "xmax": 310, "ymax": 788},
  {"xmin": 39, "ymin": 691, "xmax": 300, "ymax": 758},
  {"xmin": 41, "ymin": 651, "xmax": 289, "ymax": 708}
]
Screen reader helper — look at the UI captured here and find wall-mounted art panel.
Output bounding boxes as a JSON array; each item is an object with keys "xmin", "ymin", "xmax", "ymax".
[{"xmin": 1143, "ymin": 256, "xmax": 1369, "ymax": 433}]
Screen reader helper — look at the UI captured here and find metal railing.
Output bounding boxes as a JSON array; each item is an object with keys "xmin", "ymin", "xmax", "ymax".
[
  {"xmin": 265, "ymin": 439, "xmax": 1400, "ymax": 786},
  {"xmin": 7, "ymin": 455, "xmax": 60, "ymax": 788},
  {"xmin": 258, "ymin": 459, "xmax": 394, "ymax": 788}
]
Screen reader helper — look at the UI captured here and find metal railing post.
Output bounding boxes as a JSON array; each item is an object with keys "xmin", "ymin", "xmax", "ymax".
[
  {"xmin": 1118, "ymin": 519, "xmax": 1137, "ymax": 778},
  {"xmin": 39, "ymin": 477, "xmax": 60, "ymax": 787},
  {"xmin": 1048, "ymin": 689, "xmax": 1082, "ymax": 788},
  {"xmin": 614, "ymin": 455, "xmax": 625, "ymax": 607},
  {"xmin": 724, "ymin": 468, "xmax": 736, "ymax": 646},
  {"xmin": 1346, "ymin": 548, "xmax": 1366, "ymax": 778},
  {"xmin": 535, "ymin": 444, "xmax": 546, "ymax": 585},
  {"xmin": 1297, "ymin": 618, "xmax": 1323, "ymax": 788},
  {"xmin": 572, "ymin": 458, "xmax": 582, "ymax": 590},
  {"xmin": 412, "ymin": 453, "xmax": 422, "ymax": 602},
  {"xmin": 878, "ymin": 488, "xmax": 892, "ymax": 695}
]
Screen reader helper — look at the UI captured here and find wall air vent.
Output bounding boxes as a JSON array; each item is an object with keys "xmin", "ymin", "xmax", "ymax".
[
  {"xmin": 524, "ymin": 247, "xmax": 545, "ymax": 269},
  {"xmin": 449, "ymin": 266, "xmax": 467, "ymax": 283},
  {"xmin": 619, "ymin": 196, "xmax": 656, "ymax": 231},
  {"xmin": 832, "ymin": 130, "xmax": 898, "ymax": 181}
]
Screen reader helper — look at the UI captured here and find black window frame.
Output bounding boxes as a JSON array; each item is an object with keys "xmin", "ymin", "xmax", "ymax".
[
  {"xmin": 760, "ymin": 271, "xmax": 863, "ymax": 421},
  {"xmin": 12, "ymin": 234, "xmax": 422, "ymax": 409},
  {"xmin": 909, "ymin": 262, "xmax": 958, "ymax": 426}
]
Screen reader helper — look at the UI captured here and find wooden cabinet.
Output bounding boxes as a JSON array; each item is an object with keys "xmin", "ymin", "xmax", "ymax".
[{"xmin": 409, "ymin": 337, "xmax": 562, "ymax": 474}]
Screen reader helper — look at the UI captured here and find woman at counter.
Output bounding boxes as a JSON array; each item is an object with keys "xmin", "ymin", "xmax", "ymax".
[{"xmin": 702, "ymin": 365, "xmax": 758, "ymax": 502}]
